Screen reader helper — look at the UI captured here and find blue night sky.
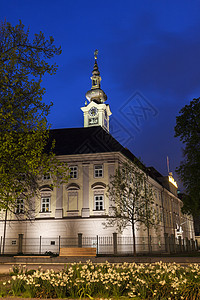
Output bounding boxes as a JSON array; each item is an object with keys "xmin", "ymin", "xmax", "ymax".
[{"xmin": 1, "ymin": 0, "xmax": 200, "ymax": 189}]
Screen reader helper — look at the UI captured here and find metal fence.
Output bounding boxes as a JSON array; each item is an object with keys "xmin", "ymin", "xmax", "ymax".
[{"xmin": 0, "ymin": 234, "xmax": 197, "ymax": 255}]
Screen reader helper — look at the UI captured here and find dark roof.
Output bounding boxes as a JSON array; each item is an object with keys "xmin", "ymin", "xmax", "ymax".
[
  {"xmin": 48, "ymin": 126, "xmax": 122, "ymax": 155},
  {"xmin": 47, "ymin": 126, "xmax": 144, "ymax": 169},
  {"xmin": 147, "ymin": 167, "xmax": 163, "ymax": 184},
  {"xmin": 47, "ymin": 126, "xmax": 167, "ymax": 186}
]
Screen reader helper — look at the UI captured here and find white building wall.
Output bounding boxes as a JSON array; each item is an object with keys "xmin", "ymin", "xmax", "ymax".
[{"xmin": 0, "ymin": 152, "xmax": 195, "ymax": 254}]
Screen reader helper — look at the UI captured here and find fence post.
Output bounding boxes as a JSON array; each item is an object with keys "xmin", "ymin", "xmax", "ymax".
[
  {"xmin": 149, "ymin": 235, "xmax": 152, "ymax": 253},
  {"xmin": 59, "ymin": 235, "xmax": 61, "ymax": 254},
  {"xmin": 183, "ymin": 238, "xmax": 186, "ymax": 252},
  {"xmin": 96, "ymin": 235, "xmax": 98, "ymax": 255},
  {"xmin": 0, "ymin": 236, "xmax": 2, "ymax": 255},
  {"xmin": 170, "ymin": 234, "xmax": 175, "ymax": 253},
  {"xmin": 195, "ymin": 239, "xmax": 198, "ymax": 251},
  {"xmin": 113, "ymin": 232, "xmax": 117, "ymax": 255},
  {"xmin": 188, "ymin": 239, "xmax": 191, "ymax": 252},
  {"xmin": 191, "ymin": 239, "xmax": 195, "ymax": 251},
  {"xmin": 164, "ymin": 233, "xmax": 170, "ymax": 253},
  {"xmin": 185, "ymin": 237, "xmax": 189, "ymax": 252},
  {"xmin": 39, "ymin": 236, "xmax": 42, "ymax": 254},
  {"xmin": 78, "ymin": 233, "xmax": 82, "ymax": 248},
  {"xmin": 18, "ymin": 234, "xmax": 23, "ymax": 254},
  {"xmin": 178, "ymin": 236, "xmax": 182, "ymax": 253}
]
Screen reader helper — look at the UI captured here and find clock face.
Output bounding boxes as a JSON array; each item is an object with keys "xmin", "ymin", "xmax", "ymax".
[{"xmin": 89, "ymin": 107, "xmax": 98, "ymax": 117}]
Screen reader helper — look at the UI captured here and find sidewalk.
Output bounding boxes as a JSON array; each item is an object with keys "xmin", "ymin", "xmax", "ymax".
[{"xmin": 0, "ymin": 255, "xmax": 200, "ymax": 273}]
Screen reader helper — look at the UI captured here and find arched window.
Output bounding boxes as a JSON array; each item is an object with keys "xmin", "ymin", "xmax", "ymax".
[
  {"xmin": 40, "ymin": 186, "xmax": 52, "ymax": 213},
  {"xmin": 91, "ymin": 182, "xmax": 106, "ymax": 211}
]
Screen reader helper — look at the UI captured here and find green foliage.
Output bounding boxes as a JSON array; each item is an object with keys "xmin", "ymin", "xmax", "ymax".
[
  {"xmin": 3, "ymin": 262, "xmax": 200, "ymax": 299},
  {"xmin": 0, "ymin": 20, "xmax": 69, "ymax": 216},
  {"xmin": 174, "ymin": 98, "xmax": 200, "ymax": 215}
]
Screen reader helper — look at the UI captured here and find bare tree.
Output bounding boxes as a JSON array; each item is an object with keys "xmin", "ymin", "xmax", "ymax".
[{"xmin": 104, "ymin": 161, "xmax": 158, "ymax": 256}]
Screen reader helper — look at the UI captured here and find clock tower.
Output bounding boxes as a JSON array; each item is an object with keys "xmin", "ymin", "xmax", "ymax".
[{"xmin": 81, "ymin": 50, "xmax": 112, "ymax": 132}]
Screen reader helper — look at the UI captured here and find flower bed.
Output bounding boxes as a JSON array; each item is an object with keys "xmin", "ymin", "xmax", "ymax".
[{"xmin": 2, "ymin": 261, "xmax": 200, "ymax": 299}]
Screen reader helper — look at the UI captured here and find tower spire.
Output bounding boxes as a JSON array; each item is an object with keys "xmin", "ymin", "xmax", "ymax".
[
  {"xmin": 81, "ymin": 50, "xmax": 112, "ymax": 132},
  {"xmin": 94, "ymin": 49, "xmax": 98, "ymax": 60},
  {"xmin": 92, "ymin": 50, "xmax": 100, "ymax": 78},
  {"xmin": 85, "ymin": 49, "xmax": 107, "ymax": 103}
]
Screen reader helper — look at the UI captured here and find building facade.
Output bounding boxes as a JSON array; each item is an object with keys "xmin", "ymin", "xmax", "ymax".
[{"xmin": 0, "ymin": 52, "xmax": 195, "ymax": 254}]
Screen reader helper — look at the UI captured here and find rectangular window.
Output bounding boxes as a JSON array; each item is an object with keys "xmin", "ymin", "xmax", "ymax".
[
  {"xmin": 41, "ymin": 197, "xmax": 50, "ymax": 212},
  {"xmin": 94, "ymin": 165, "xmax": 103, "ymax": 178},
  {"xmin": 16, "ymin": 199, "xmax": 24, "ymax": 214},
  {"xmin": 69, "ymin": 166, "xmax": 78, "ymax": 179},
  {"xmin": 94, "ymin": 195, "xmax": 104, "ymax": 211}
]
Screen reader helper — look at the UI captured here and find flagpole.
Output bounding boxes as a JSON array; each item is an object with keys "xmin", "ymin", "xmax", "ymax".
[{"xmin": 167, "ymin": 156, "xmax": 170, "ymax": 174}]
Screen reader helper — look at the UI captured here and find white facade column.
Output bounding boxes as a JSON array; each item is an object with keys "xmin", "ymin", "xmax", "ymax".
[
  {"xmin": 55, "ymin": 185, "xmax": 63, "ymax": 218},
  {"xmin": 82, "ymin": 164, "xmax": 90, "ymax": 217},
  {"xmin": 108, "ymin": 163, "xmax": 115, "ymax": 214}
]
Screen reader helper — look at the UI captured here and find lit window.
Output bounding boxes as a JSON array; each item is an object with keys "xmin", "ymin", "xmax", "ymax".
[
  {"xmin": 43, "ymin": 173, "xmax": 51, "ymax": 180},
  {"xmin": 16, "ymin": 199, "xmax": 24, "ymax": 214},
  {"xmin": 69, "ymin": 166, "xmax": 78, "ymax": 179},
  {"xmin": 94, "ymin": 195, "xmax": 104, "ymax": 211},
  {"xmin": 94, "ymin": 165, "xmax": 103, "ymax": 178},
  {"xmin": 41, "ymin": 197, "xmax": 50, "ymax": 212}
]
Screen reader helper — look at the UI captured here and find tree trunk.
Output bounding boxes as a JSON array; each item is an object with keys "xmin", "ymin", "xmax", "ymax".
[
  {"xmin": 132, "ymin": 221, "xmax": 136, "ymax": 256},
  {"xmin": 2, "ymin": 209, "xmax": 8, "ymax": 255},
  {"xmin": 147, "ymin": 226, "xmax": 151, "ymax": 253}
]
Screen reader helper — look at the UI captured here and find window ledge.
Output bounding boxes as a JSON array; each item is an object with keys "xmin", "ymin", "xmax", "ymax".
[
  {"xmin": 92, "ymin": 209, "xmax": 106, "ymax": 216},
  {"xmin": 67, "ymin": 210, "xmax": 79, "ymax": 217}
]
